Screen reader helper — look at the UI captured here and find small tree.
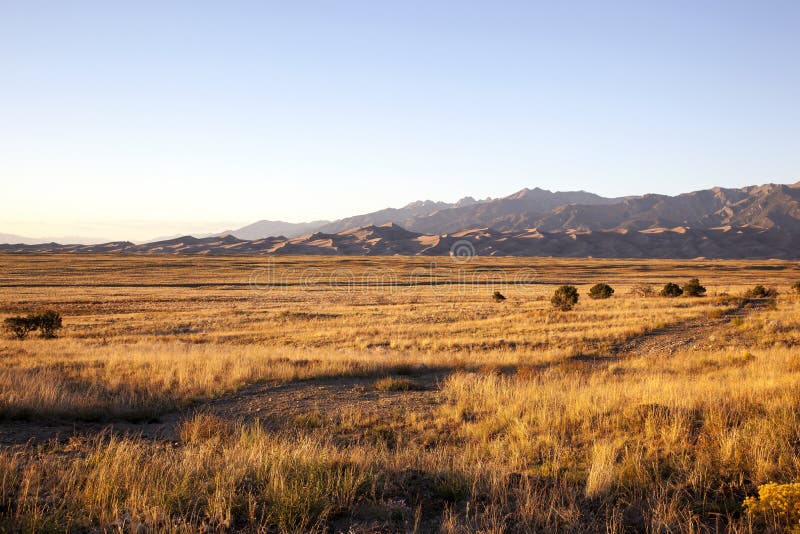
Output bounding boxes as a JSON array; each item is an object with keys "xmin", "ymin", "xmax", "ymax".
[
  {"xmin": 682, "ymin": 278, "xmax": 706, "ymax": 297},
  {"xmin": 660, "ymin": 283, "xmax": 683, "ymax": 298},
  {"xmin": 793, "ymin": 281, "xmax": 800, "ymax": 295},
  {"xmin": 3, "ymin": 316, "xmax": 36, "ymax": 339},
  {"xmin": 588, "ymin": 283, "xmax": 614, "ymax": 300},
  {"xmin": 492, "ymin": 291, "xmax": 506, "ymax": 302},
  {"xmin": 630, "ymin": 284, "xmax": 655, "ymax": 298},
  {"xmin": 551, "ymin": 285, "xmax": 579, "ymax": 311},
  {"xmin": 34, "ymin": 310, "xmax": 63, "ymax": 338},
  {"xmin": 744, "ymin": 285, "xmax": 778, "ymax": 298}
]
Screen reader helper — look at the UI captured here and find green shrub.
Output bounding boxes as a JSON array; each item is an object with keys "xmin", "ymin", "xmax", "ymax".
[
  {"xmin": 551, "ymin": 285, "xmax": 579, "ymax": 311},
  {"xmin": 492, "ymin": 291, "xmax": 506, "ymax": 302},
  {"xmin": 743, "ymin": 285, "xmax": 778, "ymax": 298},
  {"xmin": 660, "ymin": 283, "xmax": 683, "ymax": 298},
  {"xmin": 588, "ymin": 283, "xmax": 614, "ymax": 300},
  {"xmin": 682, "ymin": 278, "xmax": 706, "ymax": 297}
]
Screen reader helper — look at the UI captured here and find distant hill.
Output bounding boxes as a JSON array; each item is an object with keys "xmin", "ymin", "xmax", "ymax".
[
  {"xmin": 225, "ymin": 197, "xmax": 491, "ymax": 240},
  {"xmin": 228, "ymin": 220, "xmax": 331, "ymax": 240},
  {"xmin": 315, "ymin": 197, "xmax": 489, "ymax": 234},
  {"xmin": 0, "ymin": 233, "xmax": 111, "ymax": 245},
  {"xmin": 3, "ymin": 181, "xmax": 800, "ymax": 258},
  {"xmin": 0, "ymin": 233, "xmax": 39, "ymax": 245}
]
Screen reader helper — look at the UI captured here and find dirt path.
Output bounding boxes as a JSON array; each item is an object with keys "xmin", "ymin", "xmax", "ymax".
[
  {"xmin": 0, "ymin": 413, "xmax": 184, "ymax": 446},
  {"xmin": 612, "ymin": 297, "xmax": 770, "ymax": 357},
  {"xmin": 0, "ymin": 372, "xmax": 449, "ymax": 446},
  {"xmin": 203, "ymin": 371, "xmax": 448, "ymax": 428}
]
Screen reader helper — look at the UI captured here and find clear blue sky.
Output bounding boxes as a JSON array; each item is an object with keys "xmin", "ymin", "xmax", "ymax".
[{"xmin": 1, "ymin": 1, "xmax": 799, "ymax": 240}]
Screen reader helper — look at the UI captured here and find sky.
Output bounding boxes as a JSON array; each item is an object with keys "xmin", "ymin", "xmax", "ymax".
[{"xmin": 1, "ymin": 1, "xmax": 799, "ymax": 241}]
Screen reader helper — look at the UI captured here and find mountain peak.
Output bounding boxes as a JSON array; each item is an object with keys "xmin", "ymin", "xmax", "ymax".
[
  {"xmin": 402, "ymin": 200, "xmax": 440, "ymax": 209},
  {"xmin": 505, "ymin": 187, "xmax": 551, "ymax": 200}
]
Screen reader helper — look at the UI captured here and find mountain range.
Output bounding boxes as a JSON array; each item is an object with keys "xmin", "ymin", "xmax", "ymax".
[{"xmin": 3, "ymin": 181, "xmax": 800, "ymax": 259}]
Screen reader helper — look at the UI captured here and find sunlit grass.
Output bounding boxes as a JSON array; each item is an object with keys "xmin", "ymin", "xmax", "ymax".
[{"xmin": 1, "ymin": 255, "xmax": 799, "ymax": 530}]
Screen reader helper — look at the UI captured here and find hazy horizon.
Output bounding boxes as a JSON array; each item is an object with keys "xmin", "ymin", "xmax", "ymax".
[{"xmin": 2, "ymin": 1, "xmax": 799, "ymax": 241}]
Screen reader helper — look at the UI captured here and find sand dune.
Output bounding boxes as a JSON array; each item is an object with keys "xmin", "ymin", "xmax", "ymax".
[{"xmin": 2, "ymin": 222, "xmax": 799, "ymax": 259}]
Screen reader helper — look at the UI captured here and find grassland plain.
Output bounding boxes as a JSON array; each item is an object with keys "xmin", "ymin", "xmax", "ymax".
[{"xmin": 1, "ymin": 254, "xmax": 800, "ymax": 532}]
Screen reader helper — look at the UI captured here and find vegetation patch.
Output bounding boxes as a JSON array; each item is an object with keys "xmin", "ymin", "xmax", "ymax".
[
  {"xmin": 374, "ymin": 377, "xmax": 422, "ymax": 392},
  {"xmin": 629, "ymin": 284, "xmax": 655, "ymax": 297},
  {"xmin": 551, "ymin": 285, "xmax": 579, "ymax": 311},
  {"xmin": 743, "ymin": 482, "xmax": 800, "ymax": 532},
  {"xmin": 682, "ymin": 278, "xmax": 707, "ymax": 297},
  {"xmin": 660, "ymin": 282, "xmax": 683, "ymax": 298},
  {"xmin": 744, "ymin": 285, "xmax": 778, "ymax": 298},
  {"xmin": 3, "ymin": 310, "xmax": 62, "ymax": 339},
  {"xmin": 588, "ymin": 283, "xmax": 614, "ymax": 299}
]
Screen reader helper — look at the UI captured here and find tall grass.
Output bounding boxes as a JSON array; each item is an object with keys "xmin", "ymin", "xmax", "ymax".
[{"xmin": 1, "ymin": 418, "xmax": 372, "ymax": 532}]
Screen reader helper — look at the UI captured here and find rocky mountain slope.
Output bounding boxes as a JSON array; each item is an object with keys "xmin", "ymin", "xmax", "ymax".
[
  {"xmin": 227, "ymin": 188, "xmax": 619, "ymax": 238},
  {"xmin": 227, "ymin": 182, "xmax": 800, "ymax": 239},
  {"xmin": 3, "ymin": 182, "xmax": 800, "ymax": 259}
]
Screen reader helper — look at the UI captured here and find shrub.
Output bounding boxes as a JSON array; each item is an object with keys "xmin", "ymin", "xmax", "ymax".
[
  {"xmin": 374, "ymin": 377, "xmax": 421, "ymax": 392},
  {"xmin": 492, "ymin": 291, "xmax": 506, "ymax": 302},
  {"xmin": 743, "ymin": 482, "xmax": 800, "ymax": 531},
  {"xmin": 588, "ymin": 283, "xmax": 614, "ymax": 300},
  {"xmin": 3, "ymin": 316, "xmax": 37, "ymax": 339},
  {"xmin": 682, "ymin": 278, "xmax": 706, "ymax": 297},
  {"xmin": 793, "ymin": 281, "xmax": 800, "ymax": 295},
  {"xmin": 33, "ymin": 310, "xmax": 63, "ymax": 338},
  {"xmin": 551, "ymin": 285, "xmax": 579, "ymax": 311},
  {"xmin": 3, "ymin": 310, "xmax": 63, "ymax": 339},
  {"xmin": 743, "ymin": 285, "xmax": 778, "ymax": 298},
  {"xmin": 660, "ymin": 283, "xmax": 683, "ymax": 298},
  {"xmin": 629, "ymin": 284, "xmax": 655, "ymax": 298},
  {"xmin": 179, "ymin": 413, "xmax": 236, "ymax": 444}
]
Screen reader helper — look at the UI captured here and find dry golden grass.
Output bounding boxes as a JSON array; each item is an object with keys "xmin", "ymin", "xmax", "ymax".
[{"xmin": 1, "ymin": 254, "xmax": 799, "ymax": 531}]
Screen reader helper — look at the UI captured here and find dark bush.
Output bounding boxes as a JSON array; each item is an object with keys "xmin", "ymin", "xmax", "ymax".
[
  {"xmin": 588, "ymin": 283, "xmax": 614, "ymax": 300},
  {"xmin": 682, "ymin": 278, "xmax": 706, "ymax": 297},
  {"xmin": 3, "ymin": 316, "xmax": 37, "ymax": 339},
  {"xmin": 793, "ymin": 281, "xmax": 800, "ymax": 295},
  {"xmin": 492, "ymin": 291, "xmax": 506, "ymax": 302},
  {"xmin": 743, "ymin": 285, "xmax": 778, "ymax": 298},
  {"xmin": 551, "ymin": 285, "xmax": 579, "ymax": 311},
  {"xmin": 660, "ymin": 283, "xmax": 683, "ymax": 298},
  {"xmin": 34, "ymin": 310, "xmax": 63, "ymax": 338},
  {"xmin": 3, "ymin": 310, "xmax": 62, "ymax": 339}
]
